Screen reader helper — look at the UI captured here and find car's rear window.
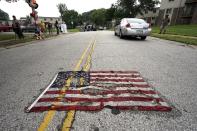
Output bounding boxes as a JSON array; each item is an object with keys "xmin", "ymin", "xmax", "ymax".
[{"xmin": 127, "ymin": 19, "xmax": 146, "ymax": 24}]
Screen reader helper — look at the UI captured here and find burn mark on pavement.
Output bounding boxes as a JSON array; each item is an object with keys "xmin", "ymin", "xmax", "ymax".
[{"xmin": 105, "ymin": 105, "xmax": 121, "ymax": 115}]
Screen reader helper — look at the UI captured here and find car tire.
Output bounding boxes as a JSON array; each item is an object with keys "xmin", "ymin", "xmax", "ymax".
[
  {"xmin": 141, "ymin": 36, "xmax": 147, "ymax": 40},
  {"xmin": 119, "ymin": 30, "xmax": 124, "ymax": 39}
]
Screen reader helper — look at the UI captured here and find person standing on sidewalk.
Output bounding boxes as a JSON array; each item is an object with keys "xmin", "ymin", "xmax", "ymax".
[
  {"xmin": 54, "ymin": 20, "xmax": 59, "ymax": 35},
  {"xmin": 40, "ymin": 21, "xmax": 45, "ymax": 33},
  {"xmin": 39, "ymin": 21, "xmax": 46, "ymax": 38},
  {"xmin": 12, "ymin": 15, "xmax": 24, "ymax": 39},
  {"xmin": 47, "ymin": 22, "xmax": 52, "ymax": 35},
  {"xmin": 159, "ymin": 15, "xmax": 170, "ymax": 34}
]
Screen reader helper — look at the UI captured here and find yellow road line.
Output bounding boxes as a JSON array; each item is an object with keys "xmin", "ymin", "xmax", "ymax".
[
  {"xmin": 37, "ymin": 39, "xmax": 93, "ymax": 131},
  {"xmin": 61, "ymin": 39, "xmax": 97, "ymax": 131},
  {"xmin": 84, "ymin": 40, "xmax": 96, "ymax": 71}
]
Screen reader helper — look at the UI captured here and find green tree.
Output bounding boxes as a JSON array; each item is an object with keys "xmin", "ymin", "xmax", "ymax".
[
  {"xmin": 81, "ymin": 10, "xmax": 95, "ymax": 25},
  {"xmin": 62, "ymin": 10, "xmax": 79, "ymax": 29},
  {"xmin": 105, "ymin": 4, "xmax": 116, "ymax": 21},
  {"xmin": 116, "ymin": 0, "xmax": 159, "ymax": 18},
  {"xmin": 77, "ymin": 14, "xmax": 83, "ymax": 25},
  {"xmin": 0, "ymin": 9, "xmax": 9, "ymax": 21},
  {"xmin": 90, "ymin": 9, "xmax": 107, "ymax": 26},
  {"xmin": 57, "ymin": 3, "xmax": 67, "ymax": 18}
]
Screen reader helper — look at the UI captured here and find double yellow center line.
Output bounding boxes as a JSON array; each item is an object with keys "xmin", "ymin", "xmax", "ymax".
[{"xmin": 38, "ymin": 38, "xmax": 96, "ymax": 131}]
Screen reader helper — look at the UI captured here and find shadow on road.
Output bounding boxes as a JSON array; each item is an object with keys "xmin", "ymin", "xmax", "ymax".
[{"xmin": 114, "ymin": 36, "xmax": 149, "ymax": 42}]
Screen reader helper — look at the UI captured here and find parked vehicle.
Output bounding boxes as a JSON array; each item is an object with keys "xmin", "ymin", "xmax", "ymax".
[
  {"xmin": 0, "ymin": 25, "xmax": 12, "ymax": 32},
  {"xmin": 98, "ymin": 26, "xmax": 104, "ymax": 30},
  {"xmin": 84, "ymin": 25, "xmax": 96, "ymax": 31},
  {"xmin": 98, "ymin": 26, "xmax": 106, "ymax": 30},
  {"xmin": 21, "ymin": 25, "xmax": 36, "ymax": 33},
  {"xmin": 114, "ymin": 18, "xmax": 152, "ymax": 40}
]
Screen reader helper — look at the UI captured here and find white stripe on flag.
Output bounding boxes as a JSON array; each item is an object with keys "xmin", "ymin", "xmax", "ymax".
[
  {"xmin": 42, "ymin": 93, "xmax": 159, "ymax": 99},
  {"xmin": 47, "ymin": 86, "xmax": 154, "ymax": 92},
  {"xmin": 90, "ymin": 77, "xmax": 143, "ymax": 81},
  {"xmin": 64, "ymin": 93, "xmax": 160, "ymax": 99},
  {"xmin": 90, "ymin": 81, "xmax": 148, "ymax": 85}
]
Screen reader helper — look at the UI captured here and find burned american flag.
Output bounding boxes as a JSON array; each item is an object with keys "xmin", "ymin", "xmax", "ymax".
[{"xmin": 26, "ymin": 71, "xmax": 172, "ymax": 112}]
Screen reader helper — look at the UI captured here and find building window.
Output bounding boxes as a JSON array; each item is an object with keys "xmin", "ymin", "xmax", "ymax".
[
  {"xmin": 184, "ymin": 5, "xmax": 193, "ymax": 16},
  {"xmin": 166, "ymin": 8, "xmax": 172, "ymax": 14},
  {"xmin": 169, "ymin": 0, "xmax": 174, "ymax": 1},
  {"xmin": 153, "ymin": 9, "xmax": 156, "ymax": 13}
]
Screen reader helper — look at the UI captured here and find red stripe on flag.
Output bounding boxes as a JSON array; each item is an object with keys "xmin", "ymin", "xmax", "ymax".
[
  {"xmin": 90, "ymin": 78, "xmax": 145, "ymax": 82},
  {"xmin": 90, "ymin": 75, "xmax": 140, "ymax": 78},
  {"xmin": 38, "ymin": 96, "xmax": 163, "ymax": 103},
  {"xmin": 114, "ymin": 105, "xmax": 172, "ymax": 111},
  {"xmin": 90, "ymin": 84, "xmax": 150, "ymax": 88},
  {"xmin": 90, "ymin": 71, "xmax": 139, "ymax": 74},
  {"xmin": 45, "ymin": 90, "xmax": 156, "ymax": 95}
]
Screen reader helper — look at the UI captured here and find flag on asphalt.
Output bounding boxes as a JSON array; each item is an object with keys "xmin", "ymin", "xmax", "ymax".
[{"xmin": 27, "ymin": 71, "xmax": 172, "ymax": 112}]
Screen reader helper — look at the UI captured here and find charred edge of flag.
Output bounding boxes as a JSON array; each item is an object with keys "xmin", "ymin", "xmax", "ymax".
[{"xmin": 29, "ymin": 105, "xmax": 172, "ymax": 112}]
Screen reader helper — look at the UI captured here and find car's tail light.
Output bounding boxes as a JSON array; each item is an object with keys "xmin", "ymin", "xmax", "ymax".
[
  {"xmin": 126, "ymin": 23, "xmax": 131, "ymax": 28},
  {"xmin": 143, "ymin": 23, "xmax": 151, "ymax": 29}
]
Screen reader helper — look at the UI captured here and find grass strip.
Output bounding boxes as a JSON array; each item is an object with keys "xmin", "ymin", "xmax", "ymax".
[
  {"xmin": 0, "ymin": 36, "xmax": 34, "ymax": 48},
  {"xmin": 68, "ymin": 28, "xmax": 80, "ymax": 32},
  {"xmin": 0, "ymin": 34, "xmax": 59, "ymax": 48},
  {"xmin": 152, "ymin": 24, "xmax": 197, "ymax": 37},
  {"xmin": 151, "ymin": 33, "xmax": 197, "ymax": 45},
  {"xmin": 0, "ymin": 34, "xmax": 16, "ymax": 41}
]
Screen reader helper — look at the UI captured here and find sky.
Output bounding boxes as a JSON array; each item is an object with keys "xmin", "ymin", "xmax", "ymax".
[{"xmin": 0, "ymin": 0, "xmax": 117, "ymax": 19}]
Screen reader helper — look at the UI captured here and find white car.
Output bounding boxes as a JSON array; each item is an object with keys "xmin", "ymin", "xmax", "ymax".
[{"xmin": 114, "ymin": 18, "xmax": 152, "ymax": 40}]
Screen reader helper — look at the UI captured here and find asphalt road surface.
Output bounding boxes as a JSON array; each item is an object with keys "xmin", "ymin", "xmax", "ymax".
[{"xmin": 0, "ymin": 31, "xmax": 197, "ymax": 131}]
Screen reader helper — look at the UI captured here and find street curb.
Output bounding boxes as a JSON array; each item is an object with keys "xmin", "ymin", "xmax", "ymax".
[
  {"xmin": 152, "ymin": 33, "xmax": 197, "ymax": 39},
  {"xmin": 150, "ymin": 36, "xmax": 197, "ymax": 49}
]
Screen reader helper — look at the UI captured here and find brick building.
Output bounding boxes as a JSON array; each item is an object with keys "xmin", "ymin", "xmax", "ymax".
[
  {"xmin": 37, "ymin": 17, "xmax": 62, "ymax": 24},
  {"xmin": 20, "ymin": 16, "xmax": 62, "ymax": 25},
  {"xmin": 157, "ymin": 0, "xmax": 197, "ymax": 25},
  {"xmin": 136, "ymin": 8, "xmax": 160, "ymax": 25}
]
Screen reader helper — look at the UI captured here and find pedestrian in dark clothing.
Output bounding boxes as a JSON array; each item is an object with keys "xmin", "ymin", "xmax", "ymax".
[
  {"xmin": 47, "ymin": 22, "xmax": 52, "ymax": 35},
  {"xmin": 54, "ymin": 20, "xmax": 59, "ymax": 35},
  {"xmin": 159, "ymin": 15, "xmax": 170, "ymax": 34},
  {"xmin": 12, "ymin": 15, "xmax": 24, "ymax": 39}
]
